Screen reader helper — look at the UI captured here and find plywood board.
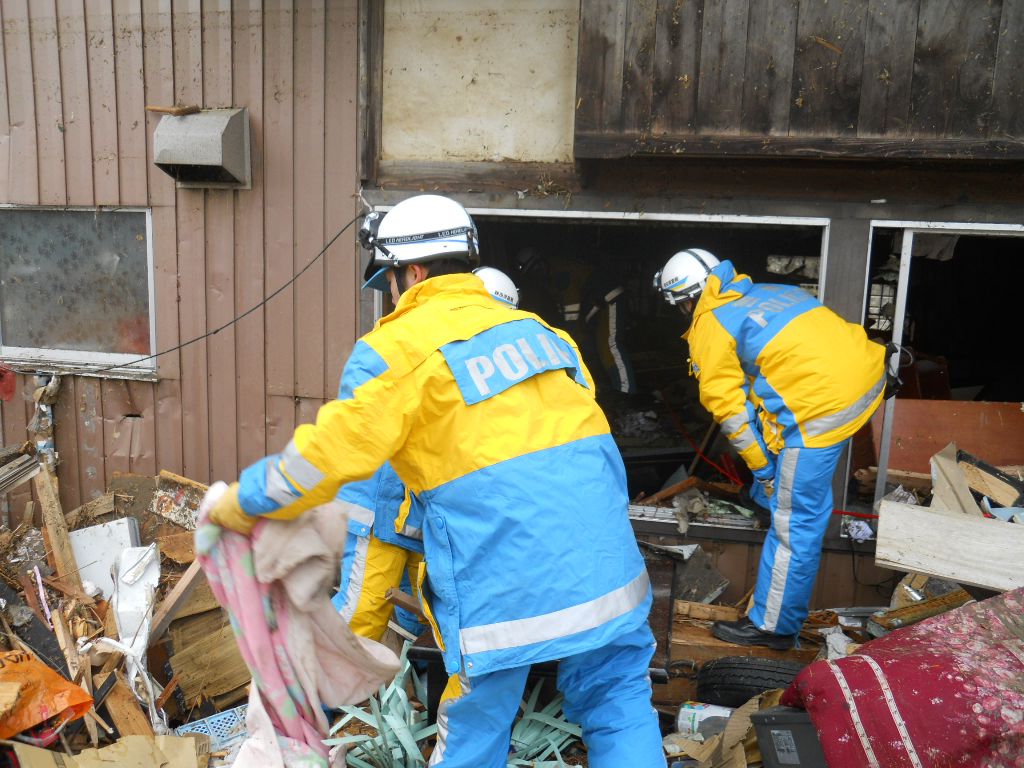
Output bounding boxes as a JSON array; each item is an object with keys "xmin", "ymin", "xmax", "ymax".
[
  {"xmin": 670, "ymin": 622, "xmax": 819, "ymax": 668},
  {"xmin": 168, "ymin": 624, "xmax": 250, "ymax": 706},
  {"xmin": 876, "ymin": 500, "xmax": 1024, "ymax": 592}
]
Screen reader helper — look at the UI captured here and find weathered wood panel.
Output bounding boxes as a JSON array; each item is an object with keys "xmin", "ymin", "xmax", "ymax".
[
  {"xmin": 576, "ymin": 0, "xmax": 1024, "ymax": 158},
  {"xmin": 0, "ymin": 4, "xmax": 361, "ymax": 520}
]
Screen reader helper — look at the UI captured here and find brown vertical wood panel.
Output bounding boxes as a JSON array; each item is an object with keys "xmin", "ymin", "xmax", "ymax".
[
  {"xmin": 56, "ymin": 0, "xmax": 94, "ymax": 205},
  {"xmin": 113, "ymin": 0, "xmax": 147, "ymax": 204},
  {"xmin": 740, "ymin": 0, "xmax": 798, "ymax": 135},
  {"xmin": 263, "ymin": 1, "xmax": 296, "ymax": 444},
  {"xmin": 101, "ymin": 379, "xmax": 133, "ymax": 478},
  {"xmin": 323, "ymin": 0, "xmax": 359, "ymax": 396},
  {"xmin": 293, "ymin": 2, "xmax": 327, "ymax": 401},
  {"xmin": 295, "ymin": 397, "xmax": 320, "ymax": 430},
  {"xmin": 992, "ymin": 0, "xmax": 1024, "ymax": 136},
  {"xmin": 76, "ymin": 377, "xmax": 106, "ymax": 501},
  {"xmin": 575, "ymin": 1, "xmax": 627, "ymax": 132},
  {"xmin": 2, "ymin": 1, "xmax": 39, "ymax": 204},
  {"xmin": 203, "ymin": 0, "xmax": 238, "ymax": 481},
  {"xmin": 857, "ymin": 0, "xmax": 919, "ymax": 136},
  {"xmin": 232, "ymin": 0, "xmax": 267, "ymax": 468},
  {"xmin": 29, "ymin": 0, "xmax": 67, "ymax": 205},
  {"xmin": 86, "ymin": 0, "xmax": 120, "ymax": 204},
  {"xmin": 0, "ymin": 2, "xmax": 11, "ymax": 202},
  {"xmin": 696, "ymin": 0, "xmax": 749, "ymax": 132},
  {"xmin": 173, "ymin": 0, "xmax": 209, "ymax": 481},
  {"xmin": 51, "ymin": 377, "xmax": 82, "ymax": 513},
  {"xmin": 620, "ymin": 0, "xmax": 657, "ymax": 135},
  {"xmin": 126, "ymin": 381, "xmax": 156, "ymax": 475},
  {"xmin": 790, "ymin": 0, "xmax": 869, "ymax": 135},
  {"xmin": 910, "ymin": 0, "xmax": 1001, "ymax": 137},
  {"xmin": 651, "ymin": 0, "xmax": 704, "ymax": 135},
  {"xmin": 1, "ymin": 380, "xmax": 34, "ymax": 524}
]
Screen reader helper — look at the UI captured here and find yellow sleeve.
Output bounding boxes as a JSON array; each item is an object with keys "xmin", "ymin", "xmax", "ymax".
[{"xmin": 688, "ymin": 314, "xmax": 769, "ymax": 472}]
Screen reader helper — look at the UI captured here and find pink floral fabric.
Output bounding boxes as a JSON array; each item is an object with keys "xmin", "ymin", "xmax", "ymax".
[{"xmin": 783, "ymin": 587, "xmax": 1024, "ymax": 767}]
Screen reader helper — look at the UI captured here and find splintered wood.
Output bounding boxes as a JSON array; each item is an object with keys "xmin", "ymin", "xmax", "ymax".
[{"xmin": 168, "ymin": 623, "xmax": 250, "ymax": 709}]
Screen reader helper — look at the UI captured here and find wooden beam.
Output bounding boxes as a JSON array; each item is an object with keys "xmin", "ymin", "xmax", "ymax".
[
  {"xmin": 674, "ymin": 600, "xmax": 741, "ymax": 623},
  {"xmin": 149, "ymin": 560, "xmax": 205, "ymax": 646},
  {"xmin": 385, "ymin": 588, "xmax": 425, "ymax": 620},
  {"xmin": 574, "ymin": 133, "xmax": 1024, "ymax": 161},
  {"xmin": 876, "ymin": 500, "xmax": 1024, "ymax": 592},
  {"xmin": 33, "ymin": 469, "xmax": 83, "ymax": 589},
  {"xmin": 670, "ymin": 622, "xmax": 818, "ymax": 670},
  {"xmin": 930, "ymin": 443, "xmax": 983, "ymax": 517},
  {"xmin": 100, "ymin": 671, "xmax": 154, "ymax": 737},
  {"xmin": 867, "ymin": 588, "xmax": 973, "ymax": 634}
]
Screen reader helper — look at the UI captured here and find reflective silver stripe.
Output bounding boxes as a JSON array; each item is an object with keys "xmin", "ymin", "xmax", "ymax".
[
  {"xmin": 762, "ymin": 448, "xmax": 798, "ymax": 632},
  {"xmin": 459, "ymin": 570, "xmax": 649, "ymax": 656},
  {"xmin": 606, "ymin": 301, "xmax": 630, "ymax": 393},
  {"xmin": 827, "ymin": 661, "xmax": 881, "ymax": 768},
  {"xmin": 604, "ymin": 286, "xmax": 624, "ymax": 302},
  {"xmin": 265, "ymin": 462, "xmax": 299, "ymax": 506},
  {"xmin": 337, "ymin": 500, "xmax": 374, "ymax": 528},
  {"xmin": 562, "ymin": 302, "xmax": 581, "ymax": 312},
  {"xmin": 720, "ymin": 412, "xmax": 749, "ymax": 437},
  {"xmin": 728, "ymin": 423, "xmax": 757, "ymax": 454},
  {"xmin": 859, "ymin": 656, "xmax": 923, "ymax": 768},
  {"xmin": 339, "ymin": 534, "xmax": 370, "ymax": 622},
  {"xmin": 397, "ymin": 523, "xmax": 424, "ymax": 541},
  {"xmin": 802, "ymin": 375, "xmax": 885, "ymax": 439},
  {"xmin": 564, "ymin": 311, "xmax": 579, "ymax": 321},
  {"xmin": 280, "ymin": 440, "xmax": 326, "ymax": 490}
]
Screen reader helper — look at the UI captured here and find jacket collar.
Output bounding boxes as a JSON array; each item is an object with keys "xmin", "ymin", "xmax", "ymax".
[
  {"xmin": 380, "ymin": 273, "xmax": 490, "ymax": 327},
  {"xmin": 682, "ymin": 260, "xmax": 753, "ymax": 340}
]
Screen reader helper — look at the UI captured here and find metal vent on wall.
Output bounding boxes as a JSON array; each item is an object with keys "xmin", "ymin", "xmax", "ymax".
[{"xmin": 153, "ymin": 107, "xmax": 251, "ymax": 189}]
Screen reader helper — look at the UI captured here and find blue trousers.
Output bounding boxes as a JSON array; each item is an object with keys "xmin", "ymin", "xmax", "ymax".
[
  {"xmin": 749, "ymin": 441, "xmax": 846, "ymax": 635},
  {"xmin": 429, "ymin": 623, "xmax": 664, "ymax": 768}
]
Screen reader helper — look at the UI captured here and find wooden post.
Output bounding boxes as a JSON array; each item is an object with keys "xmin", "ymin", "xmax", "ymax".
[{"xmin": 33, "ymin": 468, "xmax": 83, "ymax": 590}]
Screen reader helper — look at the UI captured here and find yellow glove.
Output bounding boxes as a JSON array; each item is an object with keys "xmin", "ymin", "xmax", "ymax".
[{"xmin": 203, "ymin": 481, "xmax": 257, "ymax": 535}]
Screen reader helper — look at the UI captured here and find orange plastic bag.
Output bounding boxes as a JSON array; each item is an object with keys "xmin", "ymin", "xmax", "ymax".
[{"xmin": 0, "ymin": 650, "xmax": 92, "ymax": 739}]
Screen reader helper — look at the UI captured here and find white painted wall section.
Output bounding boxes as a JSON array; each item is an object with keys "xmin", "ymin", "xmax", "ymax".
[{"xmin": 382, "ymin": 0, "xmax": 579, "ymax": 163}]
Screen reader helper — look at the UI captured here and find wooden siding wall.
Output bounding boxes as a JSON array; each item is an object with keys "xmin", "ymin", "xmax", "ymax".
[
  {"xmin": 576, "ymin": 0, "xmax": 1024, "ymax": 159},
  {"xmin": 0, "ymin": 1, "xmax": 361, "ymax": 522}
]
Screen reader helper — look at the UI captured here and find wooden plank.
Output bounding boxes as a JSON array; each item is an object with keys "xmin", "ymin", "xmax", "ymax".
[
  {"xmin": 113, "ymin": 0, "xmax": 147, "ymax": 203},
  {"xmin": 670, "ymin": 622, "xmax": 818, "ymax": 668},
  {"xmin": 293, "ymin": 1, "xmax": 327, "ymax": 402},
  {"xmin": 157, "ymin": 531, "xmax": 195, "ymax": 564},
  {"xmin": 29, "ymin": 0, "xmax": 67, "ymax": 205},
  {"xmin": 869, "ymin": 399, "xmax": 1024, "ymax": 474},
  {"xmin": 175, "ymin": 575, "xmax": 220, "ymax": 620},
  {"xmin": 51, "ymin": 374, "xmax": 82, "ymax": 514},
  {"xmin": 674, "ymin": 600, "xmax": 741, "ymax": 623},
  {"xmin": 126, "ymin": 382, "xmax": 157, "ymax": 476},
  {"xmin": 856, "ymin": 0, "xmax": 918, "ymax": 136},
  {"xmin": 957, "ymin": 459, "xmax": 1023, "ymax": 508},
  {"xmin": 85, "ymin": 0, "xmax": 120, "ymax": 204},
  {"xmin": 56, "ymin": 0, "xmax": 95, "ymax": 205},
  {"xmin": 101, "ymin": 671, "xmax": 154, "ymax": 737},
  {"xmin": 75, "ymin": 377, "xmax": 107, "ymax": 502},
  {"xmin": 651, "ymin": 0, "xmax": 703, "ymax": 135},
  {"xmin": 169, "ymin": 623, "xmax": 250, "ymax": 706},
  {"xmin": 149, "ymin": 559, "xmax": 203, "ymax": 645},
  {"xmin": 323, "ymin": 0, "xmax": 359, "ymax": 399},
  {"xmin": 619, "ymin": 0, "xmax": 657, "ymax": 135},
  {"xmin": 168, "ymin": 608, "xmax": 228, "ymax": 651},
  {"xmin": 0, "ymin": 381, "xmax": 33, "ymax": 523},
  {"xmin": 356, "ymin": 0, "xmax": 383, "ymax": 181},
  {"xmin": 992, "ymin": 0, "xmax": 1024, "ymax": 137},
  {"xmin": 574, "ymin": 0, "xmax": 626, "ymax": 133},
  {"xmin": 65, "ymin": 491, "xmax": 116, "ymax": 529},
  {"xmin": 820, "ymin": 217, "xmax": 871, "ymax": 322},
  {"xmin": 790, "ymin": 0, "xmax": 869, "ymax": 135},
  {"xmin": 2, "ymin": 1, "xmax": 39, "ymax": 204},
  {"xmin": 876, "ymin": 500, "xmax": 1024, "ymax": 592},
  {"xmin": 696, "ymin": 0, "xmax": 749, "ymax": 132},
  {"xmin": 203, "ymin": 0, "xmax": 238, "ymax": 483},
  {"xmin": 101, "ymin": 379, "xmax": 134, "ymax": 479},
  {"xmin": 34, "ymin": 469, "xmax": 83, "ymax": 589},
  {"xmin": 740, "ymin": 0, "xmax": 798, "ymax": 135},
  {"xmin": 910, "ymin": 0, "xmax": 1001, "ymax": 137},
  {"xmin": 867, "ymin": 587, "xmax": 973, "ymax": 633},
  {"xmin": 572, "ymin": 133, "xmax": 1024, "ymax": 160},
  {"xmin": 0, "ymin": 1, "xmax": 10, "ymax": 202},
  {"xmin": 233, "ymin": 0, "xmax": 268, "ymax": 468}
]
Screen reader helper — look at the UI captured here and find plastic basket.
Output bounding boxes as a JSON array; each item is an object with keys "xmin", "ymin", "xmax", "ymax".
[{"xmin": 176, "ymin": 704, "xmax": 248, "ymax": 752}]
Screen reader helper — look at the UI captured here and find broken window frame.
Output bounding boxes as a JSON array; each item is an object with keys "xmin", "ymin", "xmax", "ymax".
[
  {"xmin": 868, "ymin": 219, "xmax": 1024, "ymax": 509},
  {"xmin": 0, "ymin": 205, "xmax": 157, "ymax": 380}
]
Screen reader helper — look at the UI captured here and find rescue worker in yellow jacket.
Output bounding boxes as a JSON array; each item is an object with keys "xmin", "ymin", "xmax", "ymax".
[
  {"xmin": 208, "ymin": 196, "xmax": 663, "ymax": 768},
  {"xmin": 654, "ymin": 249, "xmax": 885, "ymax": 649}
]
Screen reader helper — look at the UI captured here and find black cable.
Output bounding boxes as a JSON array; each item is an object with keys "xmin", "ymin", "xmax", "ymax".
[{"xmin": 40, "ymin": 212, "xmax": 364, "ymax": 377}]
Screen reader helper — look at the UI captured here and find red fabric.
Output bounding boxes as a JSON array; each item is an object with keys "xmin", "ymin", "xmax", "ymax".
[{"xmin": 782, "ymin": 588, "xmax": 1024, "ymax": 768}]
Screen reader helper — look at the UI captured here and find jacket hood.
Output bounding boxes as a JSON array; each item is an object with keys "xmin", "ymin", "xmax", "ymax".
[{"xmin": 683, "ymin": 260, "xmax": 752, "ymax": 339}]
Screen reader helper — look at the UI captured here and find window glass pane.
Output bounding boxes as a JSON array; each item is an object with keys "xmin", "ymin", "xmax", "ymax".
[{"xmin": 0, "ymin": 209, "xmax": 151, "ymax": 356}]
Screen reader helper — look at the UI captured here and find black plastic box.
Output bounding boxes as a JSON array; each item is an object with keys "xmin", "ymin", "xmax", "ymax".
[{"xmin": 749, "ymin": 706, "xmax": 828, "ymax": 768}]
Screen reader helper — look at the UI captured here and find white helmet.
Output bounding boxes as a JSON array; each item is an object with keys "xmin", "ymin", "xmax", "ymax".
[
  {"xmin": 360, "ymin": 194, "xmax": 479, "ymax": 291},
  {"xmin": 473, "ymin": 266, "xmax": 520, "ymax": 308},
  {"xmin": 653, "ymin": 248, "xmax": 720, "ymax": 305}
]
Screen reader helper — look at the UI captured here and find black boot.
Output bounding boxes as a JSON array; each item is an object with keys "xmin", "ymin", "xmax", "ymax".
[{"xmin": 712, "ymin": 617, "xmax": 796, "ymax": 650}]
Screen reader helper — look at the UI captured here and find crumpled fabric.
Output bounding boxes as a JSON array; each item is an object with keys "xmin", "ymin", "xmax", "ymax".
[
  {"xmin": 783, "ymin": 587, "xmax": 1024, "ymax": 767},
  {"xmin": 195, "ymin": 485, "xmax": 401, "ymax": 767}
]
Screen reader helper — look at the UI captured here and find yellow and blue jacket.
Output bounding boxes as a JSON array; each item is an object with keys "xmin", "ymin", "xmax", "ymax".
[
  {"xmin": 686, "ymin": 261, "xmax": 885, "ymax": 472},
  {"xmin": 236, "ymin": 274, "xmax": 651, "ymax": 676}
]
